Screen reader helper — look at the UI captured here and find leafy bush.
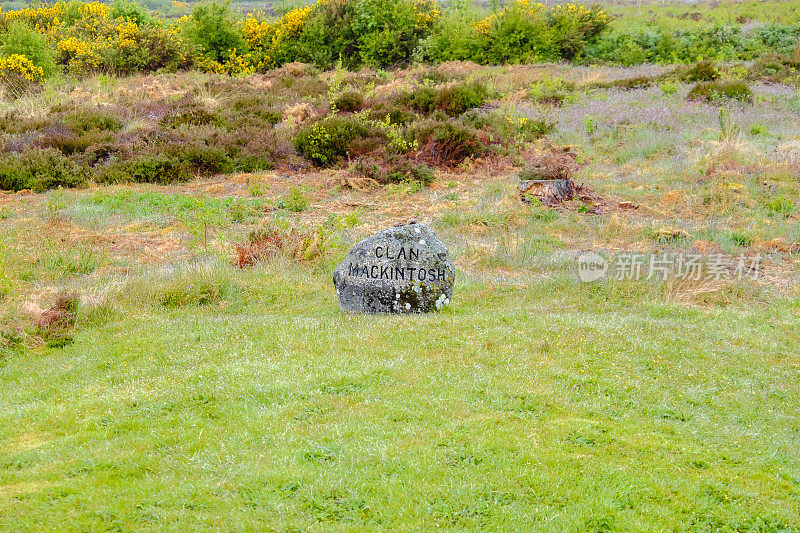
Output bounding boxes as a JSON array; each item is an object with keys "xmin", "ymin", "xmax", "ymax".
[
  {"xmin": 527, "ymin": 77, "xmax": 574, "ymax": 106},
  {"xmin": 281, "ymin": 187, "xmax": 310, "ymax": 212},
  {"xmin": 293, "ymin": 0, "xmax": 440, "ymax": 69},
  {"xmin": 110, "ymin": 0, "xmax": 153, "ymax": 25},
  {"xmin": 687, "ymin": 81, "xmax": 753, "ymax": 102},
  {"xmin": 167, "ymin": 143, "xmax": 229, "ymax": 175},
  {"xmin": 293, "ymin": 116, "xmax": 371, "ymax": 166},
  {"xmin": 0, "ymin": 22, "xmax": 57, "ymax": 77},
  {"xmin": 160, "ymin": 101, "xmax": 220, "ymax": 128},
  {"xmin": 475, "ymin": 2, "xmax": 607, "ymax": 64},
  {"xmin": 182, "ymin": 1, "xmax": 247, "ymax": 63},
  {"xmin": 0, "ymin": 149, "xmax": 87, "ymax": 192}
]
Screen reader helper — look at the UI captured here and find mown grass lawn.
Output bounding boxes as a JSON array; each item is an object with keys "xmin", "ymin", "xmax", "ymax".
[{"xmin": 1, "ymin": 266, "xmax": 799, "ymax": 531}]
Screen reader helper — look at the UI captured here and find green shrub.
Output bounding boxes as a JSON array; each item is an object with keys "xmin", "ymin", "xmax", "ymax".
[
  {"xmin": 0, "ymin": 22, "xmax": 57, "ymax": 77},
  {"xmin": 436, "ymin": 82, "xmax": 488, "ymax": 116},
  {"xmin": 527, "ymin": 77, "xmax": 574, "ymax": 106},
  {"xmin": 764, "ymin": 196, "xmax": 795, "ymax": 217},
  {"xmin": 293, "ymin": 116, "xmax": 371, "ymax": 166},
  {"xmin": 0, "ymin": 149, "xmax": 87, "ymax": 192},
  {"xmin": 110, "ymin": 0, "xmax": 153, "ymax": 25},
  {"xmin": 334, "ymin": 90, "xmax": 364, "ymax": 112},
  {"xmin": 687, "ymin": 81, "xmax": 753, "ymax": 102},
  {"xmin": 99, "ymin": 156, "xmax": 190, "ymax": 184},
  {"xmin": 684, "ymin": 60, "xmax": 720, "ymax": 82},
  {"xmin": 292, "ymin": 0, "xmax": 439, "ymax": 69},
  {"xmin": 167, "ymin": 144, "xmax": 229, "ymax": 175},
  {"xmin": 182, "ymin": 1, "xmax": 247, "ymax": 63},
  {"xmin": 400, "ymin": 87, "xmax": 439, "ymax": 113}
]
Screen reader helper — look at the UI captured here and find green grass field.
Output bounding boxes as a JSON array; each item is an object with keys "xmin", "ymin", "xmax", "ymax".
[
  {"xmin": 2, "ymin": 53, "xmax": 800, "ymax": 530},
  {"xmin": 1, "ymin": 260, "xmax": 799, "ymax": 530}
]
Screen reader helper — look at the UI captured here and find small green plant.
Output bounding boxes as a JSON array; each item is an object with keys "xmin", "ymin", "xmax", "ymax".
[
  {"xmin": 378, "ymin": 115, "xmax": 418, "ymax": 153},
  {"xmin": 385, "ymin": 162, "xmax": 435, "ymax": 185},
  {"xmin": 749, "ymin": 124, "xmax": 768, "ymax": 136},
  {"xmin": 659, "ymin": 82, "xmax": 678, "ymax": 95},
  {"xmin": 584, "ymin": 116, "xmax": 598, "ymax": 136},
  {"xmin": 764, "ymin": 196, "xmax": 795, "ymax": 217},
  {"xmin": 282, "ymin": 187, "xmax": 311, "ymax": 212}
]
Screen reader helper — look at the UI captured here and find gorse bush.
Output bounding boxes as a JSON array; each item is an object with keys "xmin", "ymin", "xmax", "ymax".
[
  {"xmin": 0, "ymin": 22, "xmax": 56, "ymax": 77},
  {"xmin": 0, "ymin": 0, "xmax": 795, "ymax": 81},
  {"xmin": 474, "ymin": 1, "xmax": 608, "ymax": 63}
]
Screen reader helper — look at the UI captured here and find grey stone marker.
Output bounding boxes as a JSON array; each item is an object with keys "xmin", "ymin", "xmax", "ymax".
[{"xmin": 333, "ymin": 221, "xmax": 455, "ymax": 313}]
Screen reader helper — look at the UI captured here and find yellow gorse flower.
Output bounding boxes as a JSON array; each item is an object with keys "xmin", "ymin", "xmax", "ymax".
[{"xmin": 0, "ymin": 54, "xmax": 45, "ymax": 82}]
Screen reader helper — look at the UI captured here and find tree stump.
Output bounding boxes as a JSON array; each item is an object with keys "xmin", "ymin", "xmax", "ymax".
[{"xmin": 518, "ymin": 178, "xmax": 576, "ymax": 205}]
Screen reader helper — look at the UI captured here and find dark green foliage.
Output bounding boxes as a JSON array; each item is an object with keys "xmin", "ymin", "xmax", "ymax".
[
  {"xmin": 400, "ymin": 87, "xmax": 439, "ymax": 113},
  {"xmin": 293, "ymin": 116, "xmax": 371, "ymax": 166},
  {"xmin": 0, "ymin": 149, "xmax": 87, "ymax": 192},
  {"xmin": 684, "ymin": 60, "xmax": 720, "ymax": 82},
  {"xmin": 167, "ymin": 143, "xmax": 229, "ymax": 175},
  {"xmin": 290, "ymin": 0, "xmax": 436, "ymax": 69},
  {"xmin": 399, "ymin": 83, "xmax": 488, "ymax": 116},
  {"xmin": 613, "ymin": 76, "xmax": 658, "ymax": 89},
  {"xmin": 98, "ymin": 155, "xmax": 190, "ymax": 184},
  {"xmin": 435, "ymin": 82, "xmax": 488, "ymax": 116},
  {"xmin": 687, "ymin": 81, "xmax": 753, "ymax": 102},
  {"xmin": 334, "ymin": 91, "xmax": 364, "ymax": 112},
  {"xmin": 229, "ymin": 95, "xmax": 283, "ymax": 125},
  {"xmin": 62, "ymin": 110, "xmax": 122, "ymax": 134}
]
